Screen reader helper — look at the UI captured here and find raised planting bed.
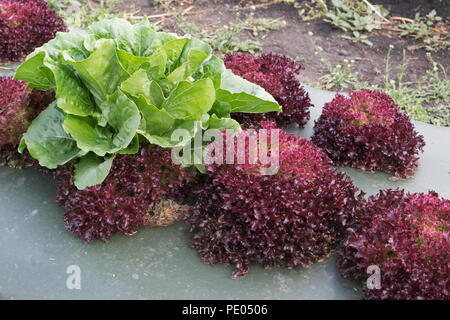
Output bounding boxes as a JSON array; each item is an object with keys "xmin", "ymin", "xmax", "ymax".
[{"xmin": 0, "ymin": 79, "xmax": 448, "ymax": 299}]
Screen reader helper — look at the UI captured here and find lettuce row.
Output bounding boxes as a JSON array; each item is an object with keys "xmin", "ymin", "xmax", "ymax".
[{"xmin": 14, "ymin": 18, "xmax": 281, "ymax": 189}]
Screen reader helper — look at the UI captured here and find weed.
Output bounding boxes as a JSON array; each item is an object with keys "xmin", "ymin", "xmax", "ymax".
[
  {"xmin": 298, "ymin": 0, "xmax": 328, "ymax": 20},
  {"xmin": 342, "ymin": 30, "xmax": 372, "ymax": 46},
  {"xmin": 45, "ymin": 0, "xmax": 129, "ymax": 28},
  {"xmin": 397, "ymin": 10, "xmax": 449, "ymax": 51},
  {"xmin": 323, "ymin": 0, "xmax": 389, "ymax": 46},
  {"xmin": 245, "ymin": 14, "xmax": 286, "ymax": 37},
  {"xmin": 171, "ymin": 10, "xmax": 285, "ymax": 54},
  {"xmin": 319, "ymin": 58, "xmax": 359, "ymax": 90},
  {"xmin": 377, "ymin": 46, "xmax": 449, "ymax": 126}
]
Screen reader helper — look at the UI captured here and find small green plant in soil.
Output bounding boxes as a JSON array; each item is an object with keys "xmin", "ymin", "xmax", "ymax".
[
  {"xmin": 45, "ymin": 0, "xmax": 128, "ymax": 28},
  {"xmin": 319, "ymin": 57, "xmax": 359, "ymax": 90},
  {"xmin": 378, "ymin": 46, "xmax": 449, "ymax": 126},
  {"xmin": 156, "ymin": 2, "xmax": 286, "ymax": 54},
  {"xmin": 298, "ymin": 0, "xmax": 329, "ymax": 20},
  {"xmin": 398, "ymin": 10, "xmax": 449, "ymax": 51},
  {"xmin": 175, "ymin": 13, "xmax": 284, "ymax": 54},
  {"xmin": 322, "ymin": 0, "xmax": 389, "ymax": 46},
  {"xmin": 186, "ymin": 14, "xmax": 285, "ymax": 54}
]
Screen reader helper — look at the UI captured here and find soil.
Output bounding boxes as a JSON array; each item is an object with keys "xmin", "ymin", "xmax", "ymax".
[{"xmin": 119, "ymin": 0, "xmax": 449, "ymax": 90}]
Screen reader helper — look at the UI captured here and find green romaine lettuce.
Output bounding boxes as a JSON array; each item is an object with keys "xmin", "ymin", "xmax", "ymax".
[{"xmin": 15, "ymin": 18, "xmax": 281, "ymax": 189}]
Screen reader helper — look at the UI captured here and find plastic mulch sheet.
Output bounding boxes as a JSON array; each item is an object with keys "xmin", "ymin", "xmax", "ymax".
[{"xmin": 0, "ymin": 65, "xmax": 449, "ymax": 298}]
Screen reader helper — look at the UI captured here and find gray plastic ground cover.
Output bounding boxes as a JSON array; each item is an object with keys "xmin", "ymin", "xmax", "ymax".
[{"xmin": 0, "ymin": 65, "xmax": 449, "ymax": 299}]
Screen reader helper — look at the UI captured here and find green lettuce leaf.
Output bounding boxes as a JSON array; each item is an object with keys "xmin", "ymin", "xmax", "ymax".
[
  {"xmin": 14, "ymin": 32, "xmax": 89, "ymax": 90},
  {"xmin": 52, "ymin": 63, "xmax": 97, "ymax": 117},
  {"xmin": 138, "ymin": 119, "xmax": 201, "ymax": 149},
  {"xmin": 74, "ymin": 153, "xmax": 115, "ymax": 190},
  {"xmin": 87, "ymin": 18, "xmax": 136, "ymax": 53},
  {"xmin": 117, "ymin": 48, "xmax": 167, "ymax": 79},
  {"xmin": 120, "ymin": 69, "xmax": 166, "ymax": 108},
  {"xmin": 216, "ymin": 88, "xmax": 281, "ymax": 113},
  {"xmin": 64, "ymin": 39, "xmax": 130, "ymax": 104},
  {"xmin": 118, "ymin": 134, "xmax": 140, "ymax": 155},
  {"xmin": 208, "ymin": 114, "xmax": 240, "ymax": 131},
  {"xmin": 193, "ymin": 55, "xmax": 225, "ymax": 89},
  {"xmin": 120, "ymin": 69, "xmax": 152, "ymax": 101},
  {"xmin": 166, "ymin": 49, "xmax": 208, "ymax": 83},
  {"xmin": 100, "ymin": 90, "xmax": 141, "ymax": 151},
  {"xmin": 63, "ymin": 115, "xmax": 115, "ymax": 157},
  {"xmin": 161, "ymin": 38, "xmax": 188, "ymax": 69},
  {"xmin": 137, "ymin": 103, "xmax": 174, "ymax": 136},
  {"xmin": 217, "ymin": 69, "xmax": 281, "ymax": 113},
  {"xmin": 162, "ymin": 79, "xmax": 215, "ymax": 119},
  {"xmin": 14, "ymin": 51, "xmax": 55, "ymax": 90},
  {"xmin": 129, "ymin": 18, "xmax": 157, "ymax": 57},
  {"xmin": 63, "ymin": 91, "xmax": 140, "ymax": 156},
  {"xmin": 19, "ymin": 102, "xmax": 84, "ymax": 169}
]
